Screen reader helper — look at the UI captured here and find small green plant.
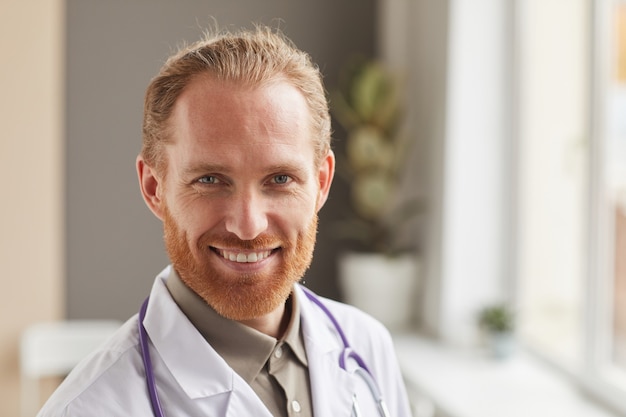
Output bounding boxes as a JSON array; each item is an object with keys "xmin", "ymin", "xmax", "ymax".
[{"xmin": 478, "ymin": 304, "xmax": 514, "ymax": 334}]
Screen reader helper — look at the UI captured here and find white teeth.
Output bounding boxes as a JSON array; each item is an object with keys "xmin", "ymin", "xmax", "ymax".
[{"xmin": 220, "ymin": 250, "xmax": 271, "ymax": 263}]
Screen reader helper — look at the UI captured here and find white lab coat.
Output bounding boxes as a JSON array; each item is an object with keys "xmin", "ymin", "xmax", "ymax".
[{"xmin": 38, "ymin": 266, "xmax": 413, "ymax": 417}]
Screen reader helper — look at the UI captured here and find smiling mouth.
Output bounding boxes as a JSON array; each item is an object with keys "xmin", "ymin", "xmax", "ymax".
[{"xmin": 213, "ymin": 248, "xmax": 276, "ymax": 263}]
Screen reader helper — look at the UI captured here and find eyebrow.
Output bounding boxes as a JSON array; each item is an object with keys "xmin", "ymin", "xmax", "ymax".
[
  {"xmin": 182, "ymin": 163, "xmax": 230, "ymax": 178},
  {"xmin": 265, "ymin": 163, "xmax": 309, "ymax": 176},
  {"xmin": 182, "ymin": 162, "xmax": 308, "ymax": 178}
]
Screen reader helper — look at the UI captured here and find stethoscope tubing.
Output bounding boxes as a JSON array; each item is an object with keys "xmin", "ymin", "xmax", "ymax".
[
  {"xmin": 138, "ymin": 298, "xmax": 166, "ymax": 417},
  {"xmin": 301, "ymin": 287, "xmax": 374, "ymax": 374}
]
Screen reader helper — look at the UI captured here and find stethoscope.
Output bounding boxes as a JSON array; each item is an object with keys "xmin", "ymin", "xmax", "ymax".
[{"xmin": 138, "ymin": 287, "xmax": 391, "ymax": 417}]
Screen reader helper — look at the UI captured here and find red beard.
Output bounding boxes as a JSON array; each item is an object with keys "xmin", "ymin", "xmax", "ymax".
[{"xmin": 162, "ymin": 206, "xmax": 318, "ymax": 321}]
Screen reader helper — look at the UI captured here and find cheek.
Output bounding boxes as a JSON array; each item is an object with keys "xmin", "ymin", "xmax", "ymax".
[
  {"xmin": 270, "ymin": 193, "xmax": 318, "ymax": 234},
  {"xmin": 167, "ymin": 197, "xmax": 222, "ymax": 243}
]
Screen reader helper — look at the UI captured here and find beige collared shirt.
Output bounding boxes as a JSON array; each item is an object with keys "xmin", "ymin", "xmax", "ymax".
[{"xmin": 166, "ymin": 270, "xmax": 313, "ymax": 417}]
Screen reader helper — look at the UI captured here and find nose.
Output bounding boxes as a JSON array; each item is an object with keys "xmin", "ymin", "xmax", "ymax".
[{"xmin": 224, "ymin": 189, "xmax": 269, "ymax": 240}]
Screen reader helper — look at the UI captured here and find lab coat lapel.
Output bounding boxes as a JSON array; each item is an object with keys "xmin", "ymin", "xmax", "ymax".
[
  {"xmin": 144, "ymin": 269, "xmax": 274, "ymax": 417},
  {"xmin": 297, "ymin": 285, "xmax": 355, "ymax": 417},
  {"xmin": 144, "ymin": 273, "xmax": 233, "ymax": 399},
  {"xmin": 223, "ymin": 378, "xmax": 274, "ymax": 417}
]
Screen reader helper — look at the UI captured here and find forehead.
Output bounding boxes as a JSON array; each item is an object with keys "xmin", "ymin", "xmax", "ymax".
[
  {"xmin": 164, "ymin": 74, "xmax": 315, "ymax": 170},
  {"xmin": 179, "ymin": 75, "xmax": 306, "ymax": 131}
]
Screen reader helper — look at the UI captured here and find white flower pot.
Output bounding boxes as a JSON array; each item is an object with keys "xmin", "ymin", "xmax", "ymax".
[
  {"xmin": 487, "ymin": 331, "xmax": 515, "ymax": 359},
  {"xmin": 338, "ymin": 252, "xmax": 420, "ymax": 331}
]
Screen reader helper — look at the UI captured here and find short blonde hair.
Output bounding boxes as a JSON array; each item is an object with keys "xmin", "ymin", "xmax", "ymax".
[{"xmin": 141, "ymin": 26, "xmax": 332, "ymax": 172}]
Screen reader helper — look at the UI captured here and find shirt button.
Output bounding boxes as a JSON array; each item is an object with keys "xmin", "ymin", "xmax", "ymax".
[
  {"xmin": 274, "ymin": 345, "xmax": 283, "ymax": 358},
  {"xmin": 291, "ymin": 400, "xmax": 301, "ymax": 413}
]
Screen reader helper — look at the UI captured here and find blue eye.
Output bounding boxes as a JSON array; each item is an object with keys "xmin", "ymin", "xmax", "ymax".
[
  {"xmin": 274, "ymin": 175, "xmax": 290, "ymax": 184},
  {"xmin": 198, "ymin": 176, "xmax": 219, "ymax": 184}
]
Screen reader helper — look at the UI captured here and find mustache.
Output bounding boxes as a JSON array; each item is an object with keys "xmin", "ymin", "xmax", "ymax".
[{"xmin": 199, "ymin": 233, "xmax": 287, "ymax": 251}]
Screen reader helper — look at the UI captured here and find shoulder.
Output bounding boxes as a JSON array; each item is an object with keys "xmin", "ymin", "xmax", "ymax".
[{"xmin": 37, "ymin": 316, "xmax": 147, "ymax": 417}]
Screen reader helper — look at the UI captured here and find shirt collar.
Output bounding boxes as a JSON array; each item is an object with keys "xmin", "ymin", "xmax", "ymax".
[
  {"xmin": 282, "ymin": 289, "xmax": 308, "ymax": 367},
  {"xmin": 165, "ymin": 269, "xmax": 307, "ymax": 383}
]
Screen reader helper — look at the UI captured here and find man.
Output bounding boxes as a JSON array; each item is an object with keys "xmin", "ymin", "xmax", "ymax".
[{"xmin": 38, "ymin": 26, "xmax": 413, "ymax": 417}]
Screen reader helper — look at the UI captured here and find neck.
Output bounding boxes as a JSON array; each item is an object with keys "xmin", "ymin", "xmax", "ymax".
[{"xmin": 239, "ymin": 296, "xmax": 292, "ymax": 339}]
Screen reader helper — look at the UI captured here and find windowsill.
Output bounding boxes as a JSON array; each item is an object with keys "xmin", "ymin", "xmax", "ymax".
[{"xmin": 393, "ymin": 332, "xmax": 621, "ymax": 417}]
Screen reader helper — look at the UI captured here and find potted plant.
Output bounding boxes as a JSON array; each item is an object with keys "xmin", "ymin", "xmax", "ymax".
[
  {"xmin": 330, "ymin": 58, "xmax": 423, "ymax": 330},
  {"xmin": 478, "ymin": 303, "xmax": 515, "ymax": 359},
  {"xmin": 331, "ymin": 58, "xmax": 421, "ymax": 254}
]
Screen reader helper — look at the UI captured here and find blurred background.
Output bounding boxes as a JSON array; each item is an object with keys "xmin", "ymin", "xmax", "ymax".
[{"xmin": 1, "ymin": 0, "xmax": 626, "ymax": 416}]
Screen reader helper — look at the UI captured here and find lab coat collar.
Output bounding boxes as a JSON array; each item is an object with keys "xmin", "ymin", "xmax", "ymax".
[
  {"xmin": 143, "ymin": 269, "xmax": 275, "ymax": 417},
  {"xmin": 164, "ymin": 270, "xmax": 276, "ymax": 385},
  {"xmin": 143, "ymin": 267, "xmax": 235, "ymax": 399},
  {"xmin": 296, "ymin": 284, "xmax": 356, "ymax": 417}
]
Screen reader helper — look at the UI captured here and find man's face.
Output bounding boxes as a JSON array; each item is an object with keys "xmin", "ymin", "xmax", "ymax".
[{"xmin": 138, "ymin": 74, "xmax": 334, "ymax": 321}]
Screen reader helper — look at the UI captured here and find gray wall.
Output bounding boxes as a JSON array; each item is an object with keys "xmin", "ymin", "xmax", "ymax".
[{"xmin": 66, "ymin": 0, "xmax": 377, "ymax": 320}]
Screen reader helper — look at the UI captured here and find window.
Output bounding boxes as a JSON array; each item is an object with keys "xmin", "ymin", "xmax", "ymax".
[
  {"xmin": 516, "ymin": 0, "xmax": 626, "ymax": 413},
  {"xmin": 516, "ymin": 0, "xmax": 589, "ymax": 371}
]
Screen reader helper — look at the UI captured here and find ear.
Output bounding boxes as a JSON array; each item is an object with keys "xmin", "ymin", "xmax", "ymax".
[
  {"xmin": 136, "ymin": 155, "xmax": 165, "ymax": 221},
  {"xmin": 315, "ymin": 150, "xmax": 335, "ymax": 211}
]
